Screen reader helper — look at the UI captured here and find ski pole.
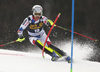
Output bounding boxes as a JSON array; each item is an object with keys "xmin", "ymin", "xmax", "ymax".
[
  {"xmin": 0, "ymin": 40, "xmax": 17, "ymax": 47},
  {"xmin": 0, "ymin": 37, "xmax": 25, "ymax": 47},
  {"xmin": 56, "ymin": 25, "xmax": 97, "ymax": 41},
  {"xmin": 42, "ymin": 13, "xmax": 61, "ymax": 58}
]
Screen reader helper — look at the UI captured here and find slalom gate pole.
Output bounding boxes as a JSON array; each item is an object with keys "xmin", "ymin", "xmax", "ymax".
[
  {"xmin": 70, "ymin": 0, "xmax": 75, "ymax": 72},
  {"xmin": 0, "ymin": 40, "xmax": 17, "ymax": 47},
  {"xmin": 42, "ymin": 13, "xmax": 61, "ymax": 58},
  {"xmin": 56, "ymin": 25, "xmax": 97, "ymax": 41}
]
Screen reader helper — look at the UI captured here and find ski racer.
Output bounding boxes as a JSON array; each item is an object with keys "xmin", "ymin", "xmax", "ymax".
[{"xmin": 16, "ymin": 5, "xmax": 71, "ymax": 63}]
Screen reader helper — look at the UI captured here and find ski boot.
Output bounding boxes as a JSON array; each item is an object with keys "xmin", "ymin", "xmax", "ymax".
[
  {"xmin": 51, "ymin": 52, "xmax": 59, "ymax": 61},
  {"xmin": 56, "ymin": 55, "xmax": 71, "ymax": 63},
  {"xmin": 66, "ymin": 56, "xmax": 71, "ymax": 63}
]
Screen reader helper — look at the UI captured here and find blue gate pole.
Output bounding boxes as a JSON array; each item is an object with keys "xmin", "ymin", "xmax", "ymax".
[{"xmin": 70, "ymin": 0, "xmax": 75, "ymax": 72}]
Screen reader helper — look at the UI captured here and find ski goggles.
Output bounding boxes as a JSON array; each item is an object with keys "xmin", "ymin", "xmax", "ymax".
[{"xmin": 34, "ymin": 13, "xmax": 42, "ymax": 17}]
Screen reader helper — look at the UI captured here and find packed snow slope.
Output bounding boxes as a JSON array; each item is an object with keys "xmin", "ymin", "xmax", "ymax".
[{"xmin": 0, "ymin": 41, "xmax": 100, "ymax": 72}]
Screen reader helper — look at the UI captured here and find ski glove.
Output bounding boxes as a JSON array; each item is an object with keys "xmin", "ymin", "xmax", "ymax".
[
  {"xmin": 47, "ymin": 19, "xmax": 56, "ymax": 27},
  {"xmin": 16, "ymin": 36, "xmax": 25, "ymax": 42}
]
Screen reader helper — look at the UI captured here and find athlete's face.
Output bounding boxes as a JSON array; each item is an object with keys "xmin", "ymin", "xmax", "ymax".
[{"xmin": 34, "ymin": 13, "xmax": 41, "ymax": 20}]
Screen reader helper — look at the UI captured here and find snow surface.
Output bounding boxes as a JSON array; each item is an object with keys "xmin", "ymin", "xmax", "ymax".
[{"xmin": 0, "ymin": 41, "xmax": 100, "ymax": 72}]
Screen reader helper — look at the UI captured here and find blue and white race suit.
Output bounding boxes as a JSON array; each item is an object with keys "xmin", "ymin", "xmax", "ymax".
[{"xmin": 17, "ymin": 15, "xmax": 51, "ymax": 45}]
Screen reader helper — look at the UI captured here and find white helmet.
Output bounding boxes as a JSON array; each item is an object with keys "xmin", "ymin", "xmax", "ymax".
[{"xmin": 32, "ymin": 5, "xmax": 43, "ymax": 17}]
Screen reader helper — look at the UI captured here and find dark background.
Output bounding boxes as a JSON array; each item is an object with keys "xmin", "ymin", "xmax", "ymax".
[{"xmin": 0, "ymin": 0, "xmax": 100, "ymax": 62}]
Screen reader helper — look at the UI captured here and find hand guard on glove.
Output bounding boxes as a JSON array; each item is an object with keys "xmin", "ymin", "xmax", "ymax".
[
  {"xmin": 47, "ymin": 19, "xmax": 56, "ymax": 27},
  {"xmin": 16, "ymin": 35, "xmax": 25, "ymax": 42}
]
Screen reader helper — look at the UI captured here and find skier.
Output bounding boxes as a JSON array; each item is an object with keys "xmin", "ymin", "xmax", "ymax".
[{"xmin": 16, "ymin": 5, "xmax": 71, "ymax": 63}]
